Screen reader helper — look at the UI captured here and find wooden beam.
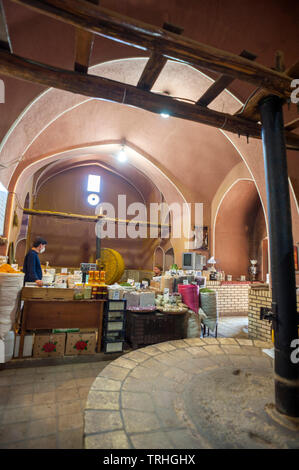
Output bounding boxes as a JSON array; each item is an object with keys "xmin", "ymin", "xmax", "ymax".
[
  {"xmin": 23, "ymin": 208, "xmax": 104, "ymax": 223},
  {"xmin": 23, "ymin": 208, "xmax": 170, "ymax": 228},
  {"xmin": 12, "ymin": 0, "xmax": 293, "ymax": 98},
  {"xmin": 74, "ymin": 29, "xmax": 94, "ymax": 73},
  {"xmin": 137, "ymin": 23, "xmax": 184, "ymax": 91},
  {"xmin": 74, "ymin": 0, "xmax": 99, "ymax": 73},
  {"xmin": 137, "ymin": 52, "xmax": 167, "ymax": 91},
  {"xmin": 0, "ymin": 0, "xmax": 12, "ymax": 52},
  {"xmin": 0, "ymin": 49, "xmax": 263, "ymax": 138},
  {"xmin": 285, "ymin": 117, "xmax": 299, "ymax": 132},
  {"xmin": 196, "ymin": 50, "xmax": 257, "ymax": 107},
  {"xmin": 0, "ymin": 49, "xmax": 299, "ymax": 149},
  {"xmin": 236, "ymin": 58, "xmax": 299, "ymax": 121}
]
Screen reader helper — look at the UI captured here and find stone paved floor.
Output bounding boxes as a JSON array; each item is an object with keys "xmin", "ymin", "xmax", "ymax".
[
  {"xmin": 83, "ymin": 338, "xmax": 299, "ymax": 449},
  {"xmin": 0, "ymin": 361, "xmax": 110, "ymax": 448},
  {"xmin": 0, "ymin": 316, "xmax": 269, "ymax": 450},
  {"xmin": 216, "ymin": 315, "xmax": 248, "ymax": 338}
]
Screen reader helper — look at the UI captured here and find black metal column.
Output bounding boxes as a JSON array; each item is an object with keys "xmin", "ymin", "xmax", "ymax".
[
  {"xmin": 259, "ymin": 95, "xmax": 299, "ymax": 417},
  {"xmin": 96, "ymin": 233, "xmax": 101, "ymax": 260}
]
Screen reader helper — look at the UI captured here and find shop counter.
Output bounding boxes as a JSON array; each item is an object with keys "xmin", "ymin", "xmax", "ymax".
[{"xmin": 19, "ymin": 288, "xmax": 105, "ymax": 357}]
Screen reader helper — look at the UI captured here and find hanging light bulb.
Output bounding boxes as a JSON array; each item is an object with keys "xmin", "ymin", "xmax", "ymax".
[{"xmin": 117, "ymin": 142, "xmax": 127, "ymax": 162}]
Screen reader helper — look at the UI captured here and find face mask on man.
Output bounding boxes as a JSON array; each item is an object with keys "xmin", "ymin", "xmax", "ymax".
[{"xmin": 40, "ymin": 247, "xmax": 46, "ymax": 254}]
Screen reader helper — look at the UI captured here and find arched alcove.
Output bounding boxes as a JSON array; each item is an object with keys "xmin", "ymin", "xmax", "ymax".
[
  {"xmin": 165, "ymin": 248, "xmax": 175, "ymax": 270},
  {"xmin": 214, "ymin": 180, "xmax": 267, "ymax": 279},
  {"xmin": 153, "ymin": 246, "xmax": 165, "ymax": 271}
]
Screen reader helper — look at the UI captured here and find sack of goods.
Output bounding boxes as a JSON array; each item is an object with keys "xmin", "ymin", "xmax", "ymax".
[
  {"xmin": 199, "ymin": 288, "xmax": 218, "ymax": 332},
  {"xmin": 178, "ymin": 284, "xmax": 199, "ymax": 313},
  {"xmin": 0, "ymin": 264, "xmax": 25, "ymax": 339}
]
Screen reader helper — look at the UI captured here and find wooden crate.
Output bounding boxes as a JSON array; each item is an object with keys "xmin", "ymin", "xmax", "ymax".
[
  {"xmin": 33, "ymin": 333, "xmax": 66, "ymax": 357},
  {"xmin": 65, "ymin": 331, "xmax": 97, "ymax": 355},
  {"xmin": 22, "ymin": 287, "xmax": 75, "ymax": 301}
]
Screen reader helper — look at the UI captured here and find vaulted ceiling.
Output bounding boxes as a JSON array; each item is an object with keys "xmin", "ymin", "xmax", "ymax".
[{"xmin": 0, "ymin": 0, "xmax": 298, "ymax": 210}]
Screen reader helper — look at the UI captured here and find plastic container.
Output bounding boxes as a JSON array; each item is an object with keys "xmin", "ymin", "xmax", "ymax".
[{"xmin": 4, "ymin": 330, "xmax": 15, "ymax": 362}]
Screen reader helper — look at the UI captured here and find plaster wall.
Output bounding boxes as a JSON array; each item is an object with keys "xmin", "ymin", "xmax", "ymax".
[{"xmin": 29, "ymin": 165, "xmax": 159, "ymax": 270}]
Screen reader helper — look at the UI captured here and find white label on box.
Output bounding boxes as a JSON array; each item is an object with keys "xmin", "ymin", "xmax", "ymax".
[
  {"xmin": 109, "ymin": 301, "xmax": 125, "ymax": 310},
  {"xmin": 61, "ymin": 268, "xmax": 68, "ymax": 274},
  {"xmin": 107, "ymin": 322, "xmax": 123, "ymax": 331},
  {"xmin": 106, "ymin": 342, "xmax": 123, "ymax": 353},
  {"xmin": 135, "ymin": 282, "xmax": 141, "ymax": 290},
  {"xmin": 183, "ymin": 279, "xmax": 189, "ymax": 285},
  {"xmin": 112, "ymin": 290, "xmax": 120, "ymax": 300},
  {"xmin": 127, "ymin": 279, "xmax": 135, "ymax": 285},
  {"xmin": 142, "ymin": 281, "xmax": 149, "ymax": 288},
  {"xmin": 163, "ymin": 288, "xmax": 169, "ymax": 295}
]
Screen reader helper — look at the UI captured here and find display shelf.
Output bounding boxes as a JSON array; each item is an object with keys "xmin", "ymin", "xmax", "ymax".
[{"xmin": 102, "ymin": 299, "xmax": 126, "ymax": 353}]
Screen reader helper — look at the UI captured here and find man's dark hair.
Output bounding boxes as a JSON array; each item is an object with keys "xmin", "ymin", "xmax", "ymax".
[
  {"xmin": 154, "ymin": 265, "xmax": 163, "ymax": 272},
  {"xmin": 33, "ymin": 237, "xmax": 47, "ymax": 248}
]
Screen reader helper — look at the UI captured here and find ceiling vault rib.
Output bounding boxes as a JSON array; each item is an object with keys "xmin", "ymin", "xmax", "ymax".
[{"xmin": 0, "ymin": 0, "xmax": 297, "ymax": 150}]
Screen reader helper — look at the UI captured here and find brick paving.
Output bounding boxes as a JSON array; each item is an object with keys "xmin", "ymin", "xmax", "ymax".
[
  {"xmin": 0, "ymin": 361, "xmax": 109, "ymax": 449},
  {"xmin": 83, "ymin": 337, "xmax": 298, "ymax": 450},
  {"xmin": 0, "ymin": 316, "xmax": 288, "ymax": 450}
]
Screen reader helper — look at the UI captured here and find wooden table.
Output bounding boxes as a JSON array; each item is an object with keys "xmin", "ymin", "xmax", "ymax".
[{"xmin": 19, "ymin": 299, "xmax": 105, "ymax": 358}]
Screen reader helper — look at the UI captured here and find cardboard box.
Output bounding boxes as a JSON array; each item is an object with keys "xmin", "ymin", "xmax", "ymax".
[
  {"xmin": 14, "ymin": 334, "xmax": 34, "ymax": 357},
  {"xmin": 150, "ymin": 280, "xmax": 161, "ymax": 290},
  {"xmin": 33, "ymin": 333, "xmax": 66, "ymax": 358},
  {"xmin": 161, "ymin": 276, "xmax": 174, "ymax": 293},
  {"xmin": 65, "ymin": 331, "xmax": 96, "ymax": 355}
]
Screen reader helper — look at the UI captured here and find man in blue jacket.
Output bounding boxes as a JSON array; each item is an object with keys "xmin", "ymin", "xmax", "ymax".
[{"xmin": 23, "ymin": 237, "xmax": 47, "ymax": 286}]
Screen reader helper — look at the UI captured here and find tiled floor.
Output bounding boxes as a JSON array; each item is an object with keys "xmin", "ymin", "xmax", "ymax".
[
  {"xmin": 217, "ymin": 315, "xmax": 248, "ymax": 338},
  {"xmin": 0, "ymin": 361, "xmax": 110, "ymax": 449},
  {"xmin": 0, "ymin": 316, "xmax": 249, "ymax": 449}
]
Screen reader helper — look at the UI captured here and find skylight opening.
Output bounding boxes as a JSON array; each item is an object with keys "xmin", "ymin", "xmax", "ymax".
[{"xmin": 87, "ymin": 174, "xmax": 101, "ymax": 193}]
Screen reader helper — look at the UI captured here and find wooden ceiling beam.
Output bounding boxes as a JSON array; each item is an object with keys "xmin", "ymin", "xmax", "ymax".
[
  {"xmin": 23, "ymin": 208, "xmax": 170, "ymax": 228},
  {"xmin": 74, "ymin": 29, "xmax": 94, "ymax": 73},
  {"xmin": 196, "ymin": 50, "xmax": 257, "ymax": 107},
  {"xmin": 0, "ymin": 49, "xmax": 298, "ymax": 150},
  {"xmin": 12, "ymin": 0, "xmax": 293, "ymax": 98},
  {"xmin": 285, "ymin": 117, "xmax": 299, "ymax": 132},
  {"xmin": 137, "ymin": 23, "xmax": 184, "ymax": 92},
  {"xmin": 235, "ymin": 59, "xmax": 299, "ymax": 121},
  {"xmin": 0, "ymin": 0, "xmax": 12, "ymax": 52},
  {"xmin": 74, "ymin": 0, "xmax": 99, "ymax": 73}
]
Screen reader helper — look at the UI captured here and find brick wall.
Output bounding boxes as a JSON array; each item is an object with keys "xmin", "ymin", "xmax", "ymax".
[
  {"xmin": 248, "ymin": 286, "xmax": 299, "ymax": 341},
  {"xmin": 206, "ymin": 281, "xmax": 250, "ymax": 314}
]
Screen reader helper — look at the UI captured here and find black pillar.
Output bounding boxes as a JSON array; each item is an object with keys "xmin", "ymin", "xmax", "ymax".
[
  {"xmin": 96, "ymin": 234, "xmax": 101, "ymax": 260},
  {"xmin": 259, "ymin": 95, "xmax": 299, "ymax": 417}
]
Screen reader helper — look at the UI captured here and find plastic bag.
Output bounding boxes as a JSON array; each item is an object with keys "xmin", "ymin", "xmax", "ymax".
[{"xmin": 0, "ymin": 272, "xmax": 24, "ymax": 339}]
